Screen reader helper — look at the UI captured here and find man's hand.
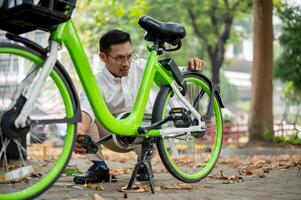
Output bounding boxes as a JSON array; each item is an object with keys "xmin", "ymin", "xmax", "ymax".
[
  {"xmin": 74, "ymin": 130, "xmax": 87, "ymax": 155},
  {"xmin": 187, "ymin": 57, "xmax": 205, "ymax": 71}
]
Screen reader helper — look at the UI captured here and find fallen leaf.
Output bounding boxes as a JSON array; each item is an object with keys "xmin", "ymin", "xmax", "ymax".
[
  {"xmin": 92, "ymin": 193, "xmax": 104, "ymax": 200},
  {"xmin": 0, "ymin": 176, "xmax": 5, "ymax": 181},
  {"xmin": 118, "ymin": 183, "xmax": 159, "ymax": 193},
  {"xmin": 95, "ymin": 183, "xmax": 104, "ymax": 190},
  {"xmin": 63, "ymin": 167, "xmax": 82, "ymax": 176},
  {"xmin": 9, "ymin": 177, "xmax": 31, "ymax": 184},
  {"xmin": 161, "ymin": 183, "xmax": 193, "ymax": 190},
  {"xmin": 239, "ymin": 169, "xmax": 253, "ymax": 176},
  {"xmin": 203, "ymin": 185, "xmax": 214, "ymax": 189},
  {"xmin": 110, "ymin": 168, "xmax": 132, "ymax": 176},
  {"xmin": 72, "ymin": 185, "xmax": 83, "ymax": 190},
  {"xmin": 208, "ymin": 171, "xmax": 243, "ymax": 183},
  {"xmin": 84, "ymin": 182, "xmax": 93, "ymax": 188},
  {"xmin": 31, "ymin": 172, "xmax": 42, "ymax": 178}
]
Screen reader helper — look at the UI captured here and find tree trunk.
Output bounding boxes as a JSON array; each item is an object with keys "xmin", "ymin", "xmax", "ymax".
[
  {"xmin": 211, "ymin": 62, "xmax": 220, "ymax": 86},
  {"xmin": 248, "ymin": 0, "xmax": 274, "ymax": 142},
  {"xmin": 208, "ymin": 46, "xmax": 225, "ymax": 88}
]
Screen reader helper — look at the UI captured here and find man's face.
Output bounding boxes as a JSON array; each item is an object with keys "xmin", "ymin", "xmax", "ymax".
[{"xmin": 99, "ymin": 42, "xmax": 133, "ymax": 78}]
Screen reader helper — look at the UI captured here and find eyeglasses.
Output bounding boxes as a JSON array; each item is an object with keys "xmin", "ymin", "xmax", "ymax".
[{"xmin": 108, "ymin": 54, "xmax": 137, "ymax": 65}]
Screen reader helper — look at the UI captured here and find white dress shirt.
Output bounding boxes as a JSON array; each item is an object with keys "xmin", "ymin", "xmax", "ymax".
[{"xmin": 80, "ymin": 58, "xmax": 158, "ymax": 123}]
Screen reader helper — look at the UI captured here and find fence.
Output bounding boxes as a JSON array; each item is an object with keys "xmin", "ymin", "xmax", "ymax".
[{"xmin": 221, "ymin": 121, "xmax": 301, "ymax": 145}]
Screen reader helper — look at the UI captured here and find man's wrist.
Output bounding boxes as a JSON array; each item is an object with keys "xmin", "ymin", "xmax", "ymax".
[{"xmin": 77, "ymin": 130, "xmax": 86, "ymax": 135}]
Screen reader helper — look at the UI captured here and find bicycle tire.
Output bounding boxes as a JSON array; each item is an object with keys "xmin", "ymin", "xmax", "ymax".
[
  {"xmin": 153, "ymin": 72, "xmax": 223, "ymax": 183},
  {"xmin": 0, "ymin": 43, "xmax": 78, "ymax": 199}
]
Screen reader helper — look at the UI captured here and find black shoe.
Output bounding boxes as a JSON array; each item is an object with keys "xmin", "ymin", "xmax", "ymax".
[
  {"xmin": 136, "ymin": 165, "xmax": 153, "ymax": 181},
  {"xmin": 73, "ymin": 163, "xmax": 110, "ymax": 184}
]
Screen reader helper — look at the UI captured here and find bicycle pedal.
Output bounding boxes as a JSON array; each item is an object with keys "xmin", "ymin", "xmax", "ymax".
[
  {"xmin": 76, "ymin": 135, "xmax": 99, "ymax": 154},
  {"xmin": 169, "ymin": 108, "xmax": 192, "ymax": 128}
]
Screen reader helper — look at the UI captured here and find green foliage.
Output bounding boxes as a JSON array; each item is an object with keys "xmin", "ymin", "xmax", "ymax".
[
  {"xmin": 274, "ymin": 133, "xmax": 301, "ymax": 146},
  {"xmin": 145, "ymin": 0, "xmax": 252, "ymax": 84},
  {"xmin": 220, "ymin": 71, "xmax": 239, "ymax": 106},
  {"xmin": 223, "ymin": 110, "xmax": 236, "ymax": 124},
  {"xmin": 73, "ymin": 0, "xmax": 250, "ymax": 93},
  {"xmin": 236, "ymin": 100, "xmax": 250, "ymax": 113},
  {"xmin": 73, "ymin": 0, "xmax": 149, "ymax": 55},
  {"xmin": 275, "ymin": 4, "xmax": 301, "ymax": 89},
  {"xmin": 263, "ymin": 128, "xmax": 274, "ymax": 142},
  {"xmin": 63, "ymin": 167, "xmax": 82, "ymax": 175},
  {"xmin": 281, "ymin": 82, "xmax": 301, "ymax": 105},
  {"xmin": 287, "ymin": 133, "xmax": 301, "ymax": 145},
  {"xmin": 199, "ymin": 68, "xmax": 239, "ymax": 106},
  {"xmin": 274, "ymin": 135, "xmax": 286, "ymax": 143}
]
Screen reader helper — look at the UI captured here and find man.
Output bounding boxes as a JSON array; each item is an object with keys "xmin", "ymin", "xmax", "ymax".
[{"xmin": 73, "ymin": 29, "xmax": 205, "ymax": 184}]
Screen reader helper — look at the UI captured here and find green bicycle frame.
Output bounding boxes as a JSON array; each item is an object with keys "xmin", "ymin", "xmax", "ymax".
[{"xmin": 51, "ymin": 20, "xmax": 173, "ymax": 137}]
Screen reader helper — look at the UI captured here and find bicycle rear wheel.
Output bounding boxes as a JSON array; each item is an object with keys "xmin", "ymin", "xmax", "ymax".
[
  {"xmin": 0, "ymin": 43, "xmax": 78, "ymax": 199},
  {"xmin": 153, "ymin": 72, "xmax": 223, "ymax": 183}
]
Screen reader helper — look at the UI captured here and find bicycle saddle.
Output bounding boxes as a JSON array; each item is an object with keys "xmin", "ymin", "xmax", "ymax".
[{"xmin": 138, "ymin": 16, "xmax": 186, "ymax": 45}]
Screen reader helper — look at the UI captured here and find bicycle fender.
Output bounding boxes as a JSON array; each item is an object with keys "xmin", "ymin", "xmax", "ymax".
[
  {"xmin": 183, "ymin": 71, "xmax": 224, "ymax": 108},
  {"xmin": 4, "ymin": 33, "xmax": 82, "ymax": 123}
]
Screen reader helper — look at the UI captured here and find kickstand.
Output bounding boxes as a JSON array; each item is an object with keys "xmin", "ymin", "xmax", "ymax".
[{"xmin": 127, "ymin": 139, "xmax": 156, "ymax": 194}]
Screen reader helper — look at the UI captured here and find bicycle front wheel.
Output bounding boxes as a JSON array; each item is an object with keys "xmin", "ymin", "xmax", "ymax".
[
  {"xmin": 0, "ymin": 43, "xmax": 78, "ymax": 199},
  {"xmin": 153, "ymin": 72, "xmax": 223, "ymax": 183}
]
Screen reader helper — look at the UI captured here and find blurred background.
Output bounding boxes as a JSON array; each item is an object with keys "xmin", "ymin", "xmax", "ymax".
[{"xmin": 0, "ymin": 0, "xmax": 300, "ymax": 147}]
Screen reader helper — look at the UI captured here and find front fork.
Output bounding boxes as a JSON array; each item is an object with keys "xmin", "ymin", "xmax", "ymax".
[{"xmin": 14, "ymin": 41, "xmax": 60, "ymax": 128}]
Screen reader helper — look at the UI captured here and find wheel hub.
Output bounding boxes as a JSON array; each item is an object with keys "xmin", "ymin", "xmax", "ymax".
[{"xmin": 0, "ymin": 95, "xmax": 30, "ymax": 139}]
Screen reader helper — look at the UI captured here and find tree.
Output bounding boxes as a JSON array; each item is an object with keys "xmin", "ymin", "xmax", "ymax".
[
  {"xmin": 275, "ymin": 4, "xmax": 301, "ymax": 125},
  {"xmin": 275, "ymin": 4, "xmax": 301, "ymax": 90},
  {"xmin": 73, "ymin": 0, "xmax": 149, "ymax": 55},
  {"xmin": 146, "ymin": 0, "xmax": 251, "ymax": 87},
  {"xmin": 185, "ymin": 0, "xmax": 251, "ymax": 87},
  {"xmin": 248, "ymin": 0, "xmax": 274, "ymax": 142},
  {"xmin": 282, "ymin": 82, "xmax": 301, "ymax": 124}
]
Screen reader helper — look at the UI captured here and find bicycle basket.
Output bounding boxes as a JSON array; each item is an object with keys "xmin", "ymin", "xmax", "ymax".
[{"xmin": 0, "ymin": 0, "xmax": 76, "ymax": 34}]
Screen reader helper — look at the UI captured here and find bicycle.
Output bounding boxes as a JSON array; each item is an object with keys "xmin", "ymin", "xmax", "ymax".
[{"xmin": 0, "ymin": 0, "xmax": 224, "ymax": 199}]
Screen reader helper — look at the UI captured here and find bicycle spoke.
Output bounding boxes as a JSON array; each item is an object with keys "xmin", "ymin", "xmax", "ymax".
[
  {"xmin": 0, "ymin": 54, "xmax": 10, "ymax": 112},
  {"xmin": 0, "ymin": 136, "xmax": 10, "ymax": 172},
  {"xmin": 13, "ymin": 139, "xmax": 27, "ymax": 165}
]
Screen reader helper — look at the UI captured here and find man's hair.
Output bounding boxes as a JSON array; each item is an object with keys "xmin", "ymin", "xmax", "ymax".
[{"xmin": 99, "ymin": 29, "xmax": 131, "ymax": 53}]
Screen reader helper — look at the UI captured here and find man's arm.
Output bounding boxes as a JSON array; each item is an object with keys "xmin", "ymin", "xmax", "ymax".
[{"xmin": 73, "ymin": 111, "xmax": 92, "ymax": 154}]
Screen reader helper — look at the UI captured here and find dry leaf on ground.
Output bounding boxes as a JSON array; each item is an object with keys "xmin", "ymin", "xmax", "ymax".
[
  {"xmin": 117, "ymin": 182, "xmax": 193, "ymax": 193},
  {"xmin": 72, "ymin": 185, "xmax": 83, "ymax": 190},
  {"xmin": 91, "ymin": 193, "xmax": 104, "ymax": 200},
  {"xmin": 84, "ymin": 182, "xmax": 93, "ymax": 189},
  {"xmin": 95, "ymin": 183, "xmax": 105, "ymax": 190},
  {"xmin": 110, "ymin": 168, "xmax": 132, "ymax": 176},
  {"xmin": 117, "ymin": 183, "xmax": 155, "ymax": 193},
  {"xmin": 30, "ymin": 172, "xmax": 42, "ymax": 178},
  {"xmin": 208, "ymin": 170, "xmax": 243, "ymax": 184},
  {"xmin": 161, "ymin": 183, "xmax": 194, "ymax": 190},
  {"xmin": 221, "ymin": 154, "xmax": 301, "ymax": 176}
]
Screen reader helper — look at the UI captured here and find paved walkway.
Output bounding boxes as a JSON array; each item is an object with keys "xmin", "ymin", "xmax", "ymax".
[{"xmin": 37, "ymin": 147, "xmax": 301, "ymax": 200}]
